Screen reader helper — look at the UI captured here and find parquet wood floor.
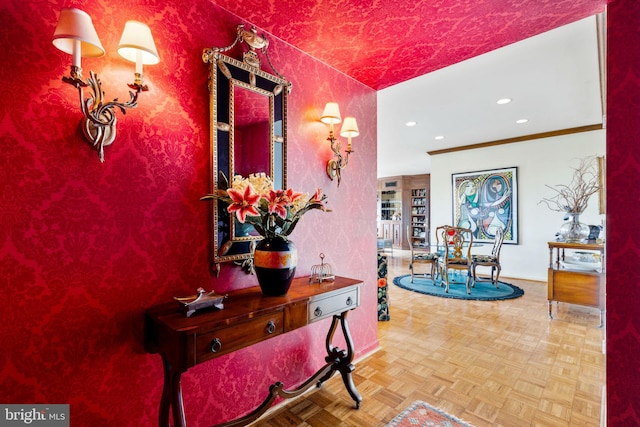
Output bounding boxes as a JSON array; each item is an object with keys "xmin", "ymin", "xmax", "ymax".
[{"xmin": 258, "ymin": 251, "xmax": 605, "ymax": 427}]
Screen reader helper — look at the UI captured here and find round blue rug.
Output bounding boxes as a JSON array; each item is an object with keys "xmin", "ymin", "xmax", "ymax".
[{"xmin": 392, "ymin": 274, "xmax": 524, "ymax": 301}]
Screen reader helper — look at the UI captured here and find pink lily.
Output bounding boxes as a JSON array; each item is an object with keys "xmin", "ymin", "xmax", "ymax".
[
  {"xmin": 285, "ymin": 188, "xmax": 303, "ymax": 204},
  {"xmin": 227, "ymin": 185, "xmax": 260, "ymax": 223},
  {"xmin": 267, "ymin": 189, "xmax": 289, "ymax": 219},
  {"xmin": 310, "ymin": 188, "xmax": 326, "ymax": 210}
]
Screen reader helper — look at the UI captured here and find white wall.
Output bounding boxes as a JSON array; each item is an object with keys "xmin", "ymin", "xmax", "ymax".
[{"xmin": 430, "ymin": 129, "xmax": 605, "ymax": 281}]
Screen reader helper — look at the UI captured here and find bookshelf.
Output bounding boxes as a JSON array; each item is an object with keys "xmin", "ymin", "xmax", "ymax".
[
  {"xmin": 380, "ymin": 190, "xmax": 402, "ymax": 221},
  {"xmin": 377, "ymin": 174, "xmax": 430, "ymax": 250},
  {"xmin": 410, "ymin": 188, "xmax": 428, "ymax": 248},
  {"xmin": 377, "ymin": 179, "xmax": 403, "ymax": 248}
]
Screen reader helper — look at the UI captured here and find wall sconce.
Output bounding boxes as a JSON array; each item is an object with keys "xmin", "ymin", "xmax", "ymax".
[
  {"xmin": 52, "ymin": 8, "xmax": 160, "ymax": 162},
  {"xmin": 320, "ymin": 102, "xmax": 359, "ymax": 186}
]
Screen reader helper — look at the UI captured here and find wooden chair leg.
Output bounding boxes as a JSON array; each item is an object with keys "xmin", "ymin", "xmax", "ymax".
[{"xmin": 470, "ymin": 265, "xmax": 476, "ymax": 288}]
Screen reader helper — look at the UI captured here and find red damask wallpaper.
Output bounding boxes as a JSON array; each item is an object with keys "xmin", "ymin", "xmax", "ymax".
[
  {"xmin": 606, "ymin": 0, "xmax": 640, "ymax": 424},
  {"xmin": 2, "ymin": 0, "xmax": 639, "ymax": 425},
  {"xmin": 212, "ymin": 0, "xmax": 607, "ymax": 89},
  {"xmin": 0, "ymin": 0, "xmax": 378, "ymax": 425}
]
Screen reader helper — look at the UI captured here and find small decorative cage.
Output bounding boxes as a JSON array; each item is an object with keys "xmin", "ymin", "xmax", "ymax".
[{"xmin": 309, "ymin": 253, "xmax": 335, "ymax": 284}]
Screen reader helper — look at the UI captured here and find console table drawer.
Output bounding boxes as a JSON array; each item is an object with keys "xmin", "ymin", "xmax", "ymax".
[
  {"xmin": 195, "ymin": 311, "xmax": 284, "ymax": 363},
  {"xmin": 308, "ymin": 287, "xmax": 359, "ymax": 322}
]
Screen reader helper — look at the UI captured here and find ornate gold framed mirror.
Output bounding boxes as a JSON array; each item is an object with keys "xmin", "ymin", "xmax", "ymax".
[{"xmin": 203, "ymin": 25, "xmax": 291, "ymax": 275}]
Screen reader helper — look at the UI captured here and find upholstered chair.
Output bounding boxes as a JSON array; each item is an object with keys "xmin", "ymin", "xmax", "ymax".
[
  {"xmin": 471, "ymin": 227, "xmax": 505, "ymax": 288},
  {"xmin": 437, "ymin": 226, "xmax": 474, "ymax": 294},
  {"xmin": 407, "ymin": 226, "xmax": 445, "ymax": 283}
]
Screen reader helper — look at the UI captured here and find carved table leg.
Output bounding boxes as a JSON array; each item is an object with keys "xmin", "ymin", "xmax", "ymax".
[
  {"xmin": 171, "ymin": 371, "xmax": 186, "ymax": 427},
  {"xmin": 212, "ymin": 309, "xmax": 362, "ymax": 426},
  {"xmin": 160, "ymin": 354, "xmax": 172, "ymax": 427},
  {"xmin": 160, "ymin": 354, "xmax": 186, "ymax": 427},
  {"xmin": 320, "ymin": 311, "xmax": 363, "ymax": 408}
]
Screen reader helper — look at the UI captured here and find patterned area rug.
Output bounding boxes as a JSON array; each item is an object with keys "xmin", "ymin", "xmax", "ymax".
[
  {"xmin": 386, "ymin": 400, "xmax": 474, "ymax": 427},
  {"xmin": 392, "ymin": 274, "xmax": 524, "ymax": 301}
]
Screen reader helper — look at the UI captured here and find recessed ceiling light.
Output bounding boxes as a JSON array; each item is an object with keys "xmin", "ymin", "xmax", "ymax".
[
  {"xmin": 434, "ymin": 135, "xmax": 445, "ymax": 140},
  {"xmin": 497, "ymin": 98, "xmax": 512, "ymax": 105},
  {"xmin": 405, "ymin": 121, "xmax": 417, "ymax": 127},
  {"xmin": 516, "ymin": 119, "xmax": 529, "ymax": 124}
]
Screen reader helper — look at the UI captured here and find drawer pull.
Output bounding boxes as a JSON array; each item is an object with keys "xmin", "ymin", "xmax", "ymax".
[
  {"xmin": 346, "ymin": 297, "xmax": 353, "ymax": 306},
  {"xmin": 314, "ymin": 307, "xmax": 322, "ymax": 317},
  {"xmin": 265, "ymin": 320, "xmax": 276, "ymax": 334},
  {"xmin": 210, "ymin": 338, "xmax": 222, "ymax": 353}
]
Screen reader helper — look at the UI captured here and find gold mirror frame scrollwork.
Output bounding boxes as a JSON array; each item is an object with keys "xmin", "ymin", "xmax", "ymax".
[{"xmin": 203, "ymin": 25, "xmax": 291, "ymax": 275}]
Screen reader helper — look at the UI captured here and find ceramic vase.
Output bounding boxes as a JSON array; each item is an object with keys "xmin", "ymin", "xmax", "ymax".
[{"xmin": 253, "ymin": 237, "xmax": 298, "ymax": 296}]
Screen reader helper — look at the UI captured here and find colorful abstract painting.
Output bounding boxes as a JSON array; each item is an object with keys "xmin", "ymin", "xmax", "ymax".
[{"xmin": 452, "ymin": 167, "xmax": 518, "ymax": 244}]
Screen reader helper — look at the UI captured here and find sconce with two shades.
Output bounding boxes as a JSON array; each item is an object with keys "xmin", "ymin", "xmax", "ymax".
[
  {"xmin": 320, "ymin": 102, "xmax": 359, "ymax": 186},
  {"xmin": 52, "ymin": 8, "xmax": 160, "ymax": 162}
]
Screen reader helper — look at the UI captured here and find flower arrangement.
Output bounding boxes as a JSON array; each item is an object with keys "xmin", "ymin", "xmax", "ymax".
[
  {"xmin": 539, "ymin": 156, "xmax": 602, "ymax": 214},
  {"xmin": 201, "ymin": 173, "xmax": 329, "ymax": 240}
]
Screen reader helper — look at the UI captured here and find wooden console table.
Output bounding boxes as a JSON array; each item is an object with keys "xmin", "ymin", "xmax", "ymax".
[
  {"xmin": 547, "ymin": 241, "xmax": 605, "ymax": 326},
  {"xmin": 145, "ymin": 276, "xmax": 363, "ymax": 427}
]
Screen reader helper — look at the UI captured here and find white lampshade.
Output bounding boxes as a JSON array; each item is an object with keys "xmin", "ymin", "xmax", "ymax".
[
  {"xmin": 320, "ymin": 102, "xmax": 342, "ymax": 125},
  {"xmin": 340, "ymin": 117, "xmax": 359, "ymax": 138},
  {"xmin": 117, "ymin": 21, "xmax": 160, "ymax": 66},
  {"xmin": 52, "ymin": 8, "xmax": 105, "ymax": 59}
]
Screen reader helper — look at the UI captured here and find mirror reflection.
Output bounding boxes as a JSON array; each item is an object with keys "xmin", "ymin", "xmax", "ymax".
[{"xmin": 233, "ymin": 84, "xmax": 271, "ymax": 178}]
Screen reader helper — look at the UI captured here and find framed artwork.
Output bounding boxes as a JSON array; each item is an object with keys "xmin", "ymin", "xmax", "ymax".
[{"xmin": 452, "ymin": 167, "xmax": 518, "ymax": 244}]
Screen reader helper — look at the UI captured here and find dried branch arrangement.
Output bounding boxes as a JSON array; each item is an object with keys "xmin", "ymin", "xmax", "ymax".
[{"xmin": 539, "ymin": 156, "xmax": 602, "ymax": 213}]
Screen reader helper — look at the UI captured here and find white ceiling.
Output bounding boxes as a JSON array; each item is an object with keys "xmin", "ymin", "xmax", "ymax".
[{"xmin": 376, "ymin": 15, "xmax": 604, "ymax": 178}]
